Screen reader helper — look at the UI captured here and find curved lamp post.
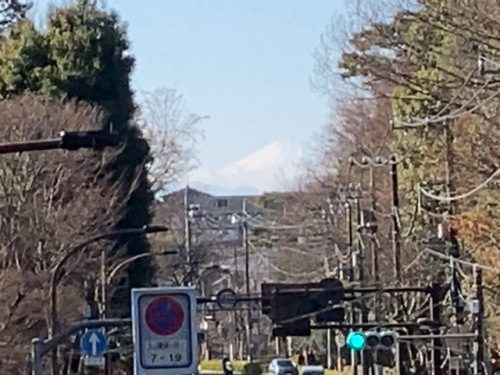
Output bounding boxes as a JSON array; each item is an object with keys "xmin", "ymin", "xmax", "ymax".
[
  {"xmin": 106, "ymin": 250, "xmax": 175, "ymax": 285},
  {"xmin": 102, "ymin": 250, "xmax": 177, "ymax": 317},
  {"xmin": 197, "ymin": 264, "xmax": 234, "ymax": 290},
  {"xmin": 196, "ymin": 264, "xmax": 235, "ymax": 361},
  {"xmin": 49, "ymin": 224, "xmax": 168, "ymax": 375}
]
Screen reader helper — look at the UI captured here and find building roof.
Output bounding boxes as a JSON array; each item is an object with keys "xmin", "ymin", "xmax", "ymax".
[{"xmin": 161, "ymin": 186, "xmax": 261, "ymax": 217}]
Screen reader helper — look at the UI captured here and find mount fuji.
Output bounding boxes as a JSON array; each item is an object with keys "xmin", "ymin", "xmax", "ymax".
[{"xmin": 190, "ymin": 140, "xmax": 303, "ymax": 195}]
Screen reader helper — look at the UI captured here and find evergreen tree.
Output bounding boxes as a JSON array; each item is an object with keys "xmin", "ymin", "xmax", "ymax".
[{"xmin": 44, "ymin": 1, "xmax": 155, "ymax": 310}]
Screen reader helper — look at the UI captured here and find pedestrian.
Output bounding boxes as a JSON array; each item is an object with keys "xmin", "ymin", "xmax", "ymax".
[
  {"xmin": 298, "ymin": 353, "xmax": 305, "ymax": 366},
  {"xmin": 222, "ymin": 357, "xmax": 233, "ymax": 375},
  {"xmin": 307, "ymin": 350, "xmax": 316, "ymax": 365}
]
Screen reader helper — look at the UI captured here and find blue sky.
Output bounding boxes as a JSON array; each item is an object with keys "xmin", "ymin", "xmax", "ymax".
[{"xmin": 33, "ymin": 0, "xmax": 348, "ymax": 193}]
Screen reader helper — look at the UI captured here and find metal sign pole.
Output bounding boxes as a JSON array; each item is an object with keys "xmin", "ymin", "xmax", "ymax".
[
  {"xmin": 31, "ymin": 338, "xmax": 43, "ymax": 375},
  {"xmin": 31, "ymin": 319, "xmax": 130, "ymax": 375}
]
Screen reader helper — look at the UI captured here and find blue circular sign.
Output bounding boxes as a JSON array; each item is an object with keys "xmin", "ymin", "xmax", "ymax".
[
  {"xmin": 80, "ymin": 330, "xmax": 107, "ymax": 356},
  {"xmin": 145, "ymin": 296, "xmax": 184, "ymax": 336}
]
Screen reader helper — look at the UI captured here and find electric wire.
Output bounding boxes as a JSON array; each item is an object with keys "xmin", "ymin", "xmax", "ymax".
[
  {"xmin": 422, "ymin": 247, "xmax": 499, "ymax": 274},
  {"xmin": 248, "ymin": 241, "xmax": 320, "ymax": 278},
  {"xmin": 392, "ymin": 74, "xmax": 496, "ymax": 128},
  {"xmin": 419, "ymin": 168, "xmax": 500, "ymax": 202}
]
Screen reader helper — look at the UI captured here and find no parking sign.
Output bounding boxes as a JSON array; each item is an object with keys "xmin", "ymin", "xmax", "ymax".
[{"xmin": 131, "ymin": 287, "xmax": 198, "ymax": 375}]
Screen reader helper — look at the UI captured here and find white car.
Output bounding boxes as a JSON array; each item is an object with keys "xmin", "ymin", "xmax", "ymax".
[
  {"xmin": 268, "ymin": 358, "xmax": 299, "ymax": 375},
  {"xmin": 299, "ymin": 365, "xmax": 325, "ymax": 375}
]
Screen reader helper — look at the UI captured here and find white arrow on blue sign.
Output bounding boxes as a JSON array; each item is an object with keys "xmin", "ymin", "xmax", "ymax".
[{"xmin": 80, "ymin": 330, "xmax": 107, "ymax": 356}]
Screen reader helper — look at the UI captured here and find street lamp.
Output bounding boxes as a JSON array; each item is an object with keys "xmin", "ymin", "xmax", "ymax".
[
  {"xmin": 98, "ymin": 249, "xmax": 176, "ymax": 375},
  {"xmin": 106, "ymin": 250, "xmax": 176, "ymax": 286},
  {"xmin": 197, "ymin": 264, "xmax": 235, "ymax": 298},
  {"xmin": 102, "ymin": 250, "xmax": 177, "ymax": 317},
  {"xmin": 48, "ymin": 224, "xmax": 168, "ymax": 375}
]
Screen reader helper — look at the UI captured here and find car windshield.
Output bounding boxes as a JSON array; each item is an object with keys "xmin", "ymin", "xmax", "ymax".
[{"xmin": 277, "ymin": 360, "xmax": 294, "ymax": 367}]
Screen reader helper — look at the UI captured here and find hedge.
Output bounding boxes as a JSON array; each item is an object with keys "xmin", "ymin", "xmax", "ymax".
[
  {"xmin": 199, "ymin": 360, "xmax": 396, "ymax": 375},
  {"xmin": 199, "ymin": 359, "xmax": 247, "ymax": 372}
]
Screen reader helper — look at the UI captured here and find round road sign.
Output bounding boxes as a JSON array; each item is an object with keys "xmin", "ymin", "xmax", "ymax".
[
  {"xmin": 145, "ymin": 296, "xmax": 184, "ymax": 336},
  {"xmin": 216, "ymin": 288, "xmax": 238, "ymax": 309}
]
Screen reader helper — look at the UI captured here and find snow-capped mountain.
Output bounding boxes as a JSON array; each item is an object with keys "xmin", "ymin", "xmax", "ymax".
[{"xmin": 189, "ymin": 140, "xmax": 303, "ymax": 194}]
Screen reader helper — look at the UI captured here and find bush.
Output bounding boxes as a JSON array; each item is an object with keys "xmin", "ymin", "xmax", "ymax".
[{"xmin": 243, "ymin": 361, "xmax": 266, "ymax": 375}]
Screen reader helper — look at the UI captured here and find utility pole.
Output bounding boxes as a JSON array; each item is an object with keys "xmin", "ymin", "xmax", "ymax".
[
  {"xmin": 100, "ymin": 248, "xmax": 110, "ymax": 375},
  {"xmin": 344, "ymin": 198, "xmax": 353, "ymax": 373},
  {"xmin": 368, "ymin": 166, "xmax": 379, "ymax": 289},
  {"xmin": 348, "ymin": 184, "xmax": 367, "ymax": 375},
  {"xmin": 389, "ymin": 155, "xmax": 402, "ymax": 375},
  {"xmin": 444, "ymin": 123, "xmax": 455, "ymax": 215},
  {"xmin": 345, "ymin": 197, "xmax": 353, "ymax": 283},
  {"xmin": 184, "ymin": 185, "xmax": 192, "ymax": 285},
  {"xmin": 390, "ymin": 156, "xmax": 402, "ymax": 283},
  {"xmin": 242, "ymin": 199, "xmax": 251, "ymax": 361},
  {"xmin": 368, "ymin": 165, "xmax": 381, "ymax": 322},
  {"xmin": 430, "ymin": 283, "xmax": 443, "ymax": 375},
  {"xmin": 368, "ymin": 165, "xmax": 380, "ymax": 375},
  {"xmin": 354, "ymin": 188, "xmax": 368, "ymax": 375},
  {"xmin": 473, "ymin": 267, "xmax": 485, "ymax": 375}
]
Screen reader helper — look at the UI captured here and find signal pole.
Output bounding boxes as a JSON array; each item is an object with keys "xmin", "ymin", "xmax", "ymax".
[
  {"xmin": 390, "ymin": 156, "xmax": 402, "ymax": 283},
  {"xmin": 430, "ymin": 283, "xmax": 443, "ymax": 375}
]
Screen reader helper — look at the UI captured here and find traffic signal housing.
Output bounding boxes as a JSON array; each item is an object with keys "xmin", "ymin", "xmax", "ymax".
[
  {"xmin": 60, "ymin": 131, "xmax": 121, "ymax": 150},
  {"xmin": 272, "ymin": 318, "xmax": 311, "ymax": 337},
  {"xmin": 261, "ymin": 278, "xmax": 345, "ymax": 337},
  {"xmin": 346, "ymin": 331, "xmax": 398, "ymax": 351},
  {"xmin": 261, "ymin": 278, "xmax": 344, "ymax": 323}
]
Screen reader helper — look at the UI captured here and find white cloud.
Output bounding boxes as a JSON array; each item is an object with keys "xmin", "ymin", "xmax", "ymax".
[{"xmin": 189, "ymin": 140, "xmax": 303, "ymax": 193}]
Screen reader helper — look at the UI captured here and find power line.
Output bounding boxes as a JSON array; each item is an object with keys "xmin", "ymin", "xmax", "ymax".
[
  {"xmin": 422, "ymin": 247, "xmax": 499, "ymax": 274},
  {"xmin": 419, "ymin": 168, "xmax": 500, "ymax": 202},
  {"xmin": 392, "ymin": 75, "xmax": 497, "ymax": 128},
  {"xmin": 250, "ymin": 243, "xmax": 320, "ymax": 278}
]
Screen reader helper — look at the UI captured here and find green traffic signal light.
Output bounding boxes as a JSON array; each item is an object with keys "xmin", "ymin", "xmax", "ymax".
[{"xmin": 346, "ymin": 331, "xmax": 366, "ymax": 351}]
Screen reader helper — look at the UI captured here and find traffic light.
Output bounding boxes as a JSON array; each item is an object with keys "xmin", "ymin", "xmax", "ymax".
[
  {"xmin": 261, "ymin": 278, "xmax": 345, "ymax": 324},
  {"xmin": 272, "ymin": 318, "xmax": 311, "ymax": 337},
  {"xmin": 261, "ymin": 278, "xmax": 345, "ymax": 337},
  {"xmin": 346, "ymin": 331, "xmax": 366, "ymax": 351},
  {"xmin": 60, "ymin": 131, "xmax": 121, "ymax": 150},
  {"xmin": 346, "ymin": 331, "xmax": 398, "ymax": 351},
  {"xmin": 261, "ymin": 281, "xmax": 318, "ymax": 323}
]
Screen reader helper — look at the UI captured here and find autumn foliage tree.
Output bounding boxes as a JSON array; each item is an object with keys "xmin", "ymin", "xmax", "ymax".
[{"xmin": 308, "ymin": 0, "xmax": 500, "ymax": 358}]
